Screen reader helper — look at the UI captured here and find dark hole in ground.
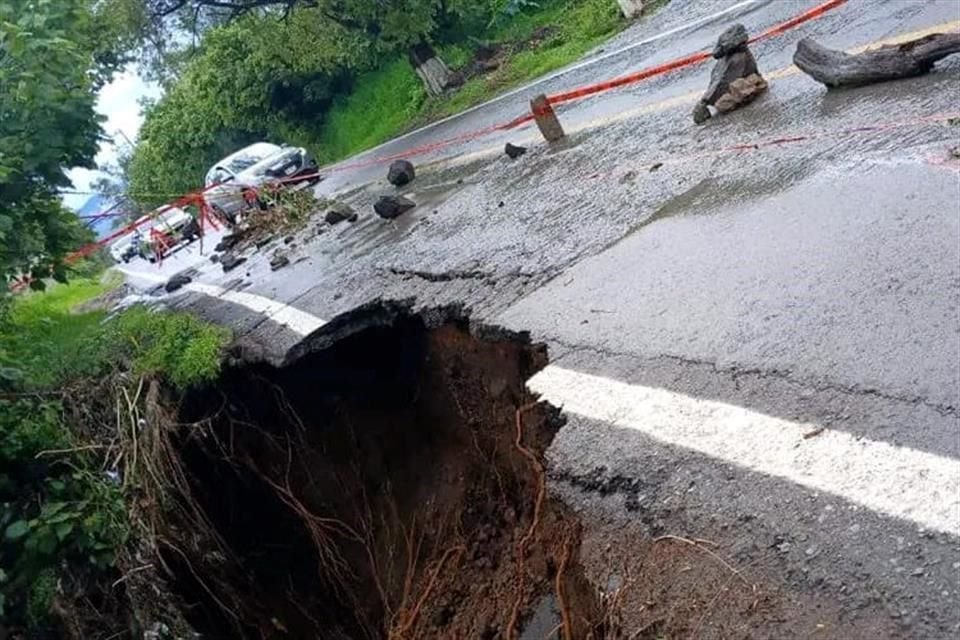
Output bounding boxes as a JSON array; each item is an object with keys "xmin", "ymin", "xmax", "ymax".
[{"xmin": 166, "ymin": 302, "xmax": 606, "ymax": 639}]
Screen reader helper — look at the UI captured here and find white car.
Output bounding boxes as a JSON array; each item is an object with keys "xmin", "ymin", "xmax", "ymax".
[
  {"xmin": 137, "ymin": 206, "xmax": 199, "ymax": 262},
  {"xmin": 203, "ymin": 142, "xmax": 319, "ymax": 223},
  {"xmin": 110, "ymin": 235, "xmax": 138, "ymax": 263}
]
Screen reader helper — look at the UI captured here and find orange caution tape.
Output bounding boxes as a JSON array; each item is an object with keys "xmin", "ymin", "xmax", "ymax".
[
  {"xmin": 44, "ymin": 0, "xmax": 855, "ymax": 278},
  {"xmin": 547, "ymin": 0, "xmax": 849, "ymax": 106}
]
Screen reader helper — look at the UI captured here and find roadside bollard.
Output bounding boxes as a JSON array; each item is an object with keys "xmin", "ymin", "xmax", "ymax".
[{"xmin": 530, "ymin": 94, "xmax": 565, "ymax": 143}]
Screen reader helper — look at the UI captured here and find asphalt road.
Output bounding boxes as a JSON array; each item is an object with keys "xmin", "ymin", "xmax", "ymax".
[{"xmin": 118, "ymin": 0, "xmax": 960, "ymax": 636}]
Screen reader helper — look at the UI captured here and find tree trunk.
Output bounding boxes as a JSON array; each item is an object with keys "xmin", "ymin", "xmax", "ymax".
[
  {"xmin": 409, "ymin": 42, "xmax": 454, "ymax": 97},
  {"xmin": 616, "ymin": 0, "xmax": 644, "ymax": 19},
  {"xmin": 793, "ymin": 33, "xmax": 960, "ymax": 88}
]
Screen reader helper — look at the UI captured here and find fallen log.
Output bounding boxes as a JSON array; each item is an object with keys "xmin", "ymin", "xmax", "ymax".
[{"xmin": 793, "ymin": 33, "xmax": 960, "ymax": 88}]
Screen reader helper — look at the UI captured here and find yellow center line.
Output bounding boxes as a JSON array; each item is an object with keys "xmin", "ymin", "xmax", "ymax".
[{"xmin": 424, "ymin": 20, "xmax": 960, "ymax": 172}]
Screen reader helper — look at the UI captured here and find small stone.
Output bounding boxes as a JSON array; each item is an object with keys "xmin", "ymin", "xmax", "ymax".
[
  {"xmin": 164, "ymin": 273, "xmax": 192, "ymax": 293},
  {"xmin": 326, "ymin": 202, "xmax": 356, "ymax": 225},
  {"xmin": 649, "ymin": 162, "xmax": 663, "ymax": 172},
  {"xmin": 270, "ymin": 253, "xmax": 290, "ymax": 271},
  {"xmin": 693, "ymin": 101, "xmax": 711, "ymax": 124},
  {"xmin": 255, "ymin": 236, "xmax": 274, "ymax": 250},
  {"xmin": 214, "ymin": 234, "xmax": 239, "ymax": 252},
  {"xmin": 504, "ymin": 143, "xmax": 527, "ymax": 159},
  {"xmin": 283, "ymin": 235, "xmax": 295, "ymax": 244},
  {"xmin": 209, "ymin": 253, "xmax": 220, "ymax": 263},
  {"xmin": 805, "ymin": 545, "xmax": 818, "ymax": 557},
  {"xmin": 497, "ymin": 201, "xmax": 505, "ymax": 208},
  {"xmin": 374, "ymin": 195, "xmax": 416, "ymax": 220},
  {"xmin": 221, "ymin": 254, "xmax": 247, "ymax": 273},
  {"xmin": 387, "ymin": 159, "xmax": 415, "ymax": 186},
  {"xmin": 911, "ymin": 567, "xmax": 925, "ymax": 577}
]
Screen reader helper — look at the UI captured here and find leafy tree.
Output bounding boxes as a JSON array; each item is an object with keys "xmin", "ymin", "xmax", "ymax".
[
  {"xmin": 0, "ymin": 0, "xmax": 125, "ymax": 288},
  {"xmin": 126, "ymin": 7, "xmax": 369, "ymax": 207},
  {"xmin": 128, "ymin": 0, "xmax": 495, "ymax": 94}
]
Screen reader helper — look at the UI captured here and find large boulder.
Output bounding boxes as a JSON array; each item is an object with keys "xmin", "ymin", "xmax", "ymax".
[
  {"xmin": 374, "ymin": 195, "xmax": 416, "ymax": 220},
  {"xmin": 694, "ymin": 24, "xmax": 765, "ymax": 124},
  {"xmin": 326, "ymin": 202, "xmax": 358, "ymax": 225},
  {"xmin": 387, "ymin": 159, "xmax": 416, "ymax": 186}
]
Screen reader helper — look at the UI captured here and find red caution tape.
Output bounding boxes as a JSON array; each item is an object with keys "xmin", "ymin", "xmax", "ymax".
[
  {"xmin": 547, "ymin": 50, "xmax": 712, "ymax": 105},
  {"xmin": 751, "ymin": 0, "xmax": 849, "ymax": 42},
  {"xmin": 32, "ymin": 0, "xmax": 853, "ymax": 284},
  {"xmin": 547, "ymin": 0, "xmax": 848, "ymax": 106}
]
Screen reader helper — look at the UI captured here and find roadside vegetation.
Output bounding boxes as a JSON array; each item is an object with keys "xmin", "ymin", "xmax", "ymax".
[
  {"xmin": 318, "ymin": 0, "xmax": 633, "ymax": 160},
  {"xmin": 0, "ymin": 274, "xmax": 230, "ymax": 633},
  {"xmin": 118, "ymin": 0, "xmax": 670, "ymax": 209}
]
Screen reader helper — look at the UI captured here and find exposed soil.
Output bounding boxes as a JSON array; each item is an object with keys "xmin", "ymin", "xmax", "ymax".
[{"xmin": 159, "ymin": 303, "xmax": 606, "ymax": 639}]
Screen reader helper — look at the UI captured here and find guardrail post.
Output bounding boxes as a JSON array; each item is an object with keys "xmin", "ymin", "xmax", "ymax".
[{"xmin": 530, "ymin": 94, "xmax": 565, "ymax": 143}]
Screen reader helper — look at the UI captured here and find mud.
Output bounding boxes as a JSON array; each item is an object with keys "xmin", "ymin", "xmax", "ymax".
[{"xmin": 162, "ymin": 303, "xmax": 605, "ymax": 639}]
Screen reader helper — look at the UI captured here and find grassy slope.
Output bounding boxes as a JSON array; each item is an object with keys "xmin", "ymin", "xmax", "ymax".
[
  {"xmin": 0, "ymin": 275, "xmax": 230, "ymax": 632},
  {"xmin": 2, "ymin": 274, "xmax": 123, "ymax": 388},
  {"xmin": 316, "ymin": 0, "xmax": 667, "ymax": 163},
  {"xmin": 1, "ymin": 273, "xmax": 229, "ymax": 391}
]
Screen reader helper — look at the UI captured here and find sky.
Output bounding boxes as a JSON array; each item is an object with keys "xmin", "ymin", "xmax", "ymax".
[{"xmin": 63, "ymin": 67, "xmax": 162, "ymax": 211}]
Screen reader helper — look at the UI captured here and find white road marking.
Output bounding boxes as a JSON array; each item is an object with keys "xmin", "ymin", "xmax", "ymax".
[
  {"xmin": 183, "ymin": 282, "xmax": 326, "ymax": 336},
  {"xmin": 174, "ymin": 283, "xmax": 960, "ymax": 535},
  {"xmin": 115, "ymin": 266, "xmax": 168, "ymax": 284},
  {"xmin": 325, "ymin": 0, "xmax": 765, "ymax": 164},
  {"xmin": 528, "ymin": 366, "xmax": 960, "ymax": 536}
]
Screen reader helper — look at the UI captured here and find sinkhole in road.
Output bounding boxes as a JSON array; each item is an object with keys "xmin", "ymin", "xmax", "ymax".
[{"xmin": 166, "ymin": 302, "xmax": 606, "ymax": 639}]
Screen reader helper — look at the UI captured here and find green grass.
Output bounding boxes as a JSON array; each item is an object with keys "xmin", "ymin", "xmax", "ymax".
[
  {"xmin": 316, "ymin": 0, "xmax": 657, "ymax": 162},
  {"xmin": 1, "ymin": 273, "xmax": 230, "ymax": 391},
  {"xmin": 317, "ymin": 58, "xmax": 427, "ymax": 162},
  {"xmin": 0, "ymin": 274, "xmax": 123, "ymax": 388},
  {"xmin": 0, "ymin": 275, "xmax": 230, "ymax": 629}
]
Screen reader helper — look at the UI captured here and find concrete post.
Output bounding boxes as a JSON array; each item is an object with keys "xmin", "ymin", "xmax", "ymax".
[
  {"xmin": 616, "ymin": 0, "xmax": 644, "ymax": 19},
  {"xmin": 530, "ymin": 94, "xmax": 565, "ymax": 143}
]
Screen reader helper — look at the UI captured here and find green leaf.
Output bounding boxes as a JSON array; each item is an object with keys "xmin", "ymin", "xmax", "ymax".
[
  {"xmin": 41, "ymin": 501, "xmax": 67, "ymax": 516},
  {"xmin": 4, "ymin": 520, "xmax": 28, "ymax": 540},
  {"xmin": 37, "ymin": 533, "xmax": 58, "ymax": 554},
  {"xmin": 55, "ymin": 521, "xmax": 74, "ymax": 540}
]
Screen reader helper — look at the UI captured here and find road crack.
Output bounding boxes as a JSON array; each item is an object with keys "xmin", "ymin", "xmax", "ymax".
[{"xmin": 546, "ymin": 337, "xmax": 958, "ymax": 418}]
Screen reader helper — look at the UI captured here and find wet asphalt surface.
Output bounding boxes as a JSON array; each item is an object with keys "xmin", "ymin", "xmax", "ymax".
[{"xmin": 120, "ymin": 0, "xmax": 960, "ymax": 636}]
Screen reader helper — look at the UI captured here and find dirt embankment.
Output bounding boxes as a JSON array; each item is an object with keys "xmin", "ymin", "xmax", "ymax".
[{"xmin": 137, "ymin": 303, "xmax": 608, "ymax": 639}]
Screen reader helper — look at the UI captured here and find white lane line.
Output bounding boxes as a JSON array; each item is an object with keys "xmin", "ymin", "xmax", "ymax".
[
  {"xmin": 529, "ymin": 366, "xmax": 960, "ymax": 536},
  {"xmin": 326, "ymin": 0, "xmax": 764, "ymax": 164},
  {"xmin": 115, "ymin": 266, "xmax": 168, "ymax": 284},
  {"xmin": 183, "ymin": 282, "xmax": 326, "ymax": 336},
  {"xmin": 177, "ymin": 284, "xmax": 960, "ymax": 535}
]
